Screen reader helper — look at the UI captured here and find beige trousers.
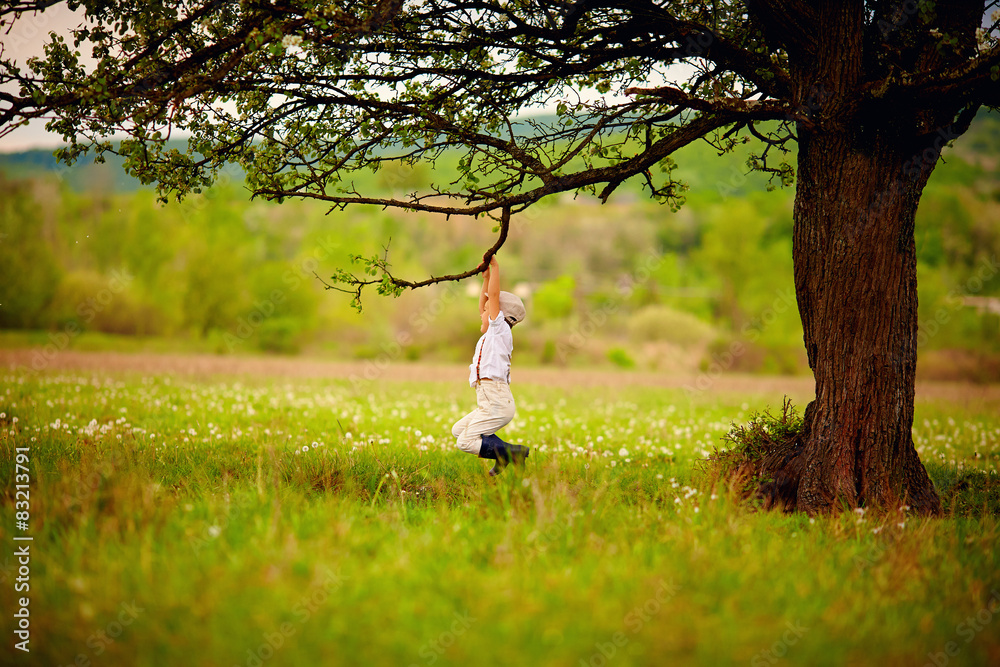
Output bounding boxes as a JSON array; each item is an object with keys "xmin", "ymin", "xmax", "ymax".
[{"xmin": 451, "ymin": 380, "xmax": 516, "ymax": 455}]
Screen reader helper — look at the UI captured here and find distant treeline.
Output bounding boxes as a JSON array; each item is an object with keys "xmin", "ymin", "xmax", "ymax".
[{"xmin": 1, "ymin": 112, "xmax": 998, "ymax": 377}]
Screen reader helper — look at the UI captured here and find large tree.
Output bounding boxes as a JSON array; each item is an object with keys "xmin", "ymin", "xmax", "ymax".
[{"xmin": 2, "ymin": 1, "xmax": 998, "ymax": 514}]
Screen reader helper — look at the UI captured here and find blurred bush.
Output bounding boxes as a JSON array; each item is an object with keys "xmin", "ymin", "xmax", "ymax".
[
  {"xmin": 256, "ymin": 317, "xmax": 307, "ymax": 354},
  {"xmin": 606, "ymin": 347, "xmax": 636, "ymax": 369},
  {"xmin": 700, "ymin": 337, "xmax": 807, "ymax": 375},
  {"xmin": 532, "ymin": 275, "xmax": 576, "ymax": 321},
  {"xmin": 0, "ymin": 177, "xmax": 63, "ymax": 327},
  {"xmin": 918, "ymin": 349, "xmax": 1000, "ymax": 384},
  {"xmin": 627, "ymin": 305, "xmax": 714, "ymax": 348},
  {"xmin": 540, "ymin": 339, "xmax": 557, "ymax": 365},
  {"xmin": 48, "ymin": 270, "xmax": 166, "ymax": 335}
]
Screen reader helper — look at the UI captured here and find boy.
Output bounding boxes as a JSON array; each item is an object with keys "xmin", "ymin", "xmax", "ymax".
[{"xmin": 451, "ymin": 254, "xmax": 529, "ymax": 475}]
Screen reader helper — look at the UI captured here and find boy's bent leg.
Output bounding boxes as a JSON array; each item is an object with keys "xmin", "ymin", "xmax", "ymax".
[
  {"xmin": 452, "ymin": 386, "xmax": 485, "ymax": 453},
  {"xmin": 456, "ymin": 415, "xmax": 508, "ymax": 454},
  {"xmin": 482, "ymin": 380, "xmax": 516, "ymax": 423},
  {"xmin": 455, "ymin": 421, "xmax": 487, "ymax": 454},
  {"xmin": 455, "ymin": 383, "xmax": 516, "ymax": 455},
  {"xmin": 451, "ymin": 412, "xmax": 473, "ymax": 440}
]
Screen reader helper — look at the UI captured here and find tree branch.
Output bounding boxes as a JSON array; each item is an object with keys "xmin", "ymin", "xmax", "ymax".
[
  {"xmin": 877, "ymin": 44, "xmax": 1000, "ymax": 108},
  {"xmin": 0, "ymin": 0, "xmax": 61, "ymax": 20},
  {"xmin": 744, "ymin": 0, "xmax": 818, "ymax": 60},
  {"xmin": 316, "ymin": 207, "xmax": 512, "ymax": 310}
]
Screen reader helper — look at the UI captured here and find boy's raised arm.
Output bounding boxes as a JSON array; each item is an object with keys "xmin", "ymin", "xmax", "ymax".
[
  {"xmin": 479, "ymin": 264, "xmax": 490, "ymax": 316},
  {"xmin": 487, "ymin": 255, "xmax": 500, "ymax": 321}
]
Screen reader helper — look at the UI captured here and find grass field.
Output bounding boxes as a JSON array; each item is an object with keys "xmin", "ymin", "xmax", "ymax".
[{"xmin": 1, "ymin": 353, "xmax": 999, "ymax": 667}]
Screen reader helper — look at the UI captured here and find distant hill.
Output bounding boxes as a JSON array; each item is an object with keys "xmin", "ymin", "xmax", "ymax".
[
  {"xmin": 0, "ymin": 145, "xmax": 155, "ymax": 193},
  {"xmin": 1, "ymin": 109, "xmax": 996, "ymax": 197}
]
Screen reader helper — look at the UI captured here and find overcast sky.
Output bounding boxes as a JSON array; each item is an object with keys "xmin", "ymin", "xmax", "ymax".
[{"xmin": 0, "ymin": 4, "xmax": 87, "ymax": 152}]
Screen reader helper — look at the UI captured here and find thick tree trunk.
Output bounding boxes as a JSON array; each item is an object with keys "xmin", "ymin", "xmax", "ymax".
[{"xmin": 789, "ymin": 125, "xmax": 942, "ymax": 514}]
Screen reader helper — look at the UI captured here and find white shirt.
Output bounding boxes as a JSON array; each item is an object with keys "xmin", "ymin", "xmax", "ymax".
[{"xmin": 468, "ymin": 310, "xmax": 513, "ymax": 387}]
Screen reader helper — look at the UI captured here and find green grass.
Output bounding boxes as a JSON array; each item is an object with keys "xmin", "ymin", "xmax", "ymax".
[
  {"xmin": 1, "ymin": 368, "xmax": 998, "ymax": 666},
  {"xmin": 0, "ymin": 330, "xmax": 225, "ymax": 356}
]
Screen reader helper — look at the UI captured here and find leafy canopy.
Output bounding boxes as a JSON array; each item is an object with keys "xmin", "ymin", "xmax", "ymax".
[{"xmin": 2, "ymin": 1, "xmax": 998, "ymax": 303}]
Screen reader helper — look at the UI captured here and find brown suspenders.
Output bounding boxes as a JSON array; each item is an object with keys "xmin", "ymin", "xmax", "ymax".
[
  {"xmin": 475, "ymin": 338, "xmax": 484, "ymax": 383},
  {"xmin": 475, "ymin": 333, "xmax": 511, "ymax": 384}
]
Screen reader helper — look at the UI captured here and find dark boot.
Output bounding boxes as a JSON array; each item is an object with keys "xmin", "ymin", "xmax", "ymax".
[
  {"xmin": 478, "ymin": 434, "xmax": 498, "ymax": 460},
  {"xmin": 481, "ymin": 433, "xmax": 530, "ymax": 476},
  {"xmin": 478, "ymin": 434, "xmax": 505, "ymax": 476}
]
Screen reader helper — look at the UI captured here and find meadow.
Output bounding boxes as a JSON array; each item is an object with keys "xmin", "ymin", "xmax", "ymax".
[{"xmin": 1, "ymin": 357, "xmax": 999, "ymax": 667}]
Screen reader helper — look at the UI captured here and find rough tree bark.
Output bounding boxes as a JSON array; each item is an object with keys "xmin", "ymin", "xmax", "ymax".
[
  {"xmin": 790, "ymin": 125, "xmax": 943, "ymax": 514},
  {"xmin": 776, "ymin": 2, "xmax": 950, "ymax": 514}
]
